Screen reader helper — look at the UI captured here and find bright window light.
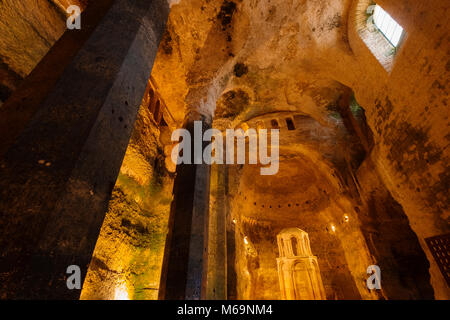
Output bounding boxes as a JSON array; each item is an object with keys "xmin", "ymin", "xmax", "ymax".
[{"xmin": 373, "ymin": 5, "xmax": 404, "ymax": 47}]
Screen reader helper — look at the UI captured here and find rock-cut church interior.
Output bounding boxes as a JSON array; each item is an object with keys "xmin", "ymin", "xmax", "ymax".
[{"xmin": 0, "ymin": 0, "xmax": 448, "ymax": 300}]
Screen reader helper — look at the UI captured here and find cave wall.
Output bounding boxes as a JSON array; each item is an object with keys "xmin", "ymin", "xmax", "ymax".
[
  {"xmin": 0, "ymin": 0, "xmax": 447, "ymax": 300},
  {"xmin": 345, "ymin": 0, "xmax": 449, "ymax": 297},
  {"xmin": 224, "ymin": 111, "xmax": 435, "ymax": 300},
  {"xmin": 223, "ymin": 113, "xmax": 370, "ymax": 300},
  {"xmin": 0, "ymin": 0, "xmax": 87, "ymax": 102},
  {"xmin": 354, "ymin": 156, "xmax": 435, "ymax": 299},
  {"xmin": 81, "ymin": 91, "xmax": 174, "ymax": 300}
]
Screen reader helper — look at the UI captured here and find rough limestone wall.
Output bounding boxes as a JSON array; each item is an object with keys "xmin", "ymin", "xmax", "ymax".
[
  {"xmin": 53, "ymin": 0, "xmax": 87, "ymax": 11},
  {"xmin": 344, "ymin": 0, "xmax": 450, "ymax": 298},
  {"xmin": 355, "ymin": 156, "xmax": 435, "ymax": 299},
  {"xmin": 151, "ymin": 5, "xmax": 448, "ymax": 297},
  {"xmin": 231, "ymin": 181, "xmax": 375, "ymax": 300},
  {"xmin": 0, "ymin": 0, "xmax": 87, "ymax": 100},
  {"xmin": 81, "ymin": 104, "xmax": 174, "ymax": 300},
  {"xmin": 224, "ymin": 109, "xmax": 435, "ymax": 300},
  {"xmin": 227, "ymin": 143, "xmax": 374, "ymax": 300},
  {"xmin": 0, "ymin": 0, "xmax": 67, "ymax": 78}
]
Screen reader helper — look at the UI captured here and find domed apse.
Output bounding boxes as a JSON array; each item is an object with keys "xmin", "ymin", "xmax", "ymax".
[
  {"xmin": 227, "ymin": 152, "xmax": 432, "ymax": 300},
  {"xmin": 231, "ymin": 155, "xmax": 364, "ymax": 300}
]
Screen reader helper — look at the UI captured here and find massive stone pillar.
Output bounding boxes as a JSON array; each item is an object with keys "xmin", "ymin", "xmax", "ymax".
[
  {"xmin": 206, "ymin": 164, "xmax": 228, "ymax": 299},
  {"xmin": 159, "ymin": 112, "xmax": 212, "ymax": 300},
  {"xmin": 0, "ymin": 0, "xmax": 169, "ymax": 299},
  {"xmin": 277, "ymin": 228, "xmax": 326, "ymax": 300},
  {"xmin": 0, "ymin": 0, "xmax": 114, "ymax": 156}
]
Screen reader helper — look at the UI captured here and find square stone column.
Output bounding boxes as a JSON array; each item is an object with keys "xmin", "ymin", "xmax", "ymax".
[
  {"xmin": 159, "ymin": 115, "xmax": 212, "ymax": 300},
  {"xmin": 206, "ymin": 164, "xmax": 228, "ymax": 300},
  {"xmin": 0, "ymin": 0, "xmax": 169, "ymax": 299}
]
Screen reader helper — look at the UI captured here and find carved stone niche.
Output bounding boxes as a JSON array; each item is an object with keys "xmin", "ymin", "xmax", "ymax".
[{"xmin": 276, "ymin": 228, "xmax": 326, "ymax": 300}]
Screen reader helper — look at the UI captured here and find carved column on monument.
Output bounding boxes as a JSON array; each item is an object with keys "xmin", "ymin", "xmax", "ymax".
[{"xmin": 276, "ymin": 228, "xmax": 326, "ymax": 300}]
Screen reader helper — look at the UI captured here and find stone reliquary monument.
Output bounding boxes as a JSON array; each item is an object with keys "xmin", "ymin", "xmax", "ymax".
[{"xmin": 277, "ymin": 228, "xmax": 326, "ymax": 300}]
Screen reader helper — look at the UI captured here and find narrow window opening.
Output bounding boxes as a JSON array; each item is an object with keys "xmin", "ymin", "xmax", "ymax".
[
  {"xmin": 271, "ymin": 119, "xmax": 279, "ymax": 129},
  {"xmin": 373, "ymin": 5, "xmax": 404, "ymax": 48},
  {"xmin": 291, "ymin": 237, "xmax": 298, "ymax": 256},
  {"xmin": 286, "ymin": 118, "xmax": 295, "ymax": 130}
]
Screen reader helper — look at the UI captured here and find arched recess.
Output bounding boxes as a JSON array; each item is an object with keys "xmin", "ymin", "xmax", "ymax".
[
  {"xmin": 348, "ymin": 0, "xmax": 407, "ymax": 72},
  {"xmin": 230, "ymin": 149, "xmax": 368, "ymax": 300},
  {"xmin": 226, "ymin": 108, "xmax": 434, "ymax": 300}
]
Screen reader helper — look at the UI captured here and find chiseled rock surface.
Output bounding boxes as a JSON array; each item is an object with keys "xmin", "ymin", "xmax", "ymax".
[
  {"xmin": 81, "ymin": 101, "xmax": 174, "ymax": 300},
  {"xmin": 0, "ymin": 0, "xmax": 88, "ymax": 99},
  {"xmin": 150, "ymin": 0, "xmax": 449, "ymax": 298},
  {"xmin": 0, "ymin": 0, "xmax": 66, "ymax": 78},
  {"xmin": 0, "ymin": 0, "xmax": 447, "ymax": 299}
]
